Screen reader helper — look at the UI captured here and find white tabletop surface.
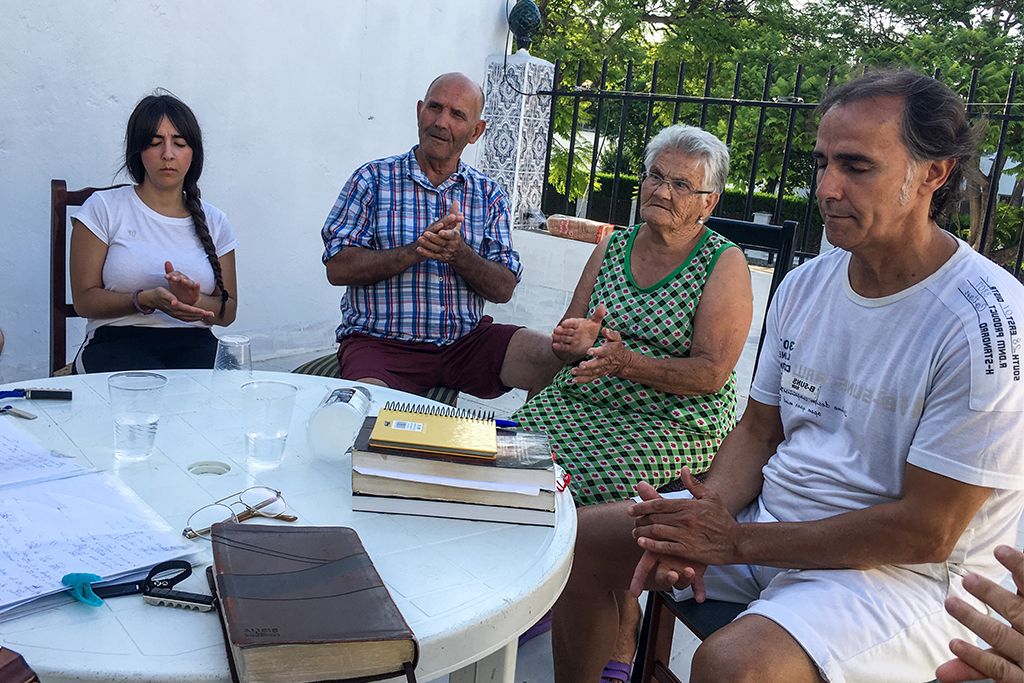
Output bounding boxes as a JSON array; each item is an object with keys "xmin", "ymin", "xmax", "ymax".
[{"xmin": 0, "ymin": 370, "xmax": 576, "ymax": 683}]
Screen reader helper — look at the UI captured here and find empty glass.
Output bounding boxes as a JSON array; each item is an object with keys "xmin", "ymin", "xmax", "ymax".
[
  {"xmin": 210, "ymin": 334, "xmax": 252, "ymax": 399},
  {"xmin": 307, "ymin": 386, "xmax": 373, "ymax": 459}
]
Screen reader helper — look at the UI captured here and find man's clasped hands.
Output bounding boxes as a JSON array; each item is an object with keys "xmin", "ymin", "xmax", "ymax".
[{"xmin": 414, "ymin": 200, "xmax": 469, "ymax": 266}]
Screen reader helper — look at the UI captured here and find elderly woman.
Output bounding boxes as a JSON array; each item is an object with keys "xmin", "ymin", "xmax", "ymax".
[{"xmin": 515, "ymin": 124, "xmax": 752, "ymax": 681}]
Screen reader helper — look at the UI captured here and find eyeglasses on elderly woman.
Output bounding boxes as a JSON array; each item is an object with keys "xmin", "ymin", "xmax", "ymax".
[{"xmin": 639, "ymin": 171, "xmax": 714, "ymax": 198}]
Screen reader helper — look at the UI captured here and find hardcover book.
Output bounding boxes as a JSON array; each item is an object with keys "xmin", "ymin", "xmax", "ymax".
[
  {"xmin": 350, "ymin": 469, "xmax": 555, "ymax": 511},
  {"xmin": 0, "ymin": 647, "xmax": 38, "ymax": 683},
  {"xmin": 209, "ymin": 524, "xmax": 418, "ymax": 683},
  {"xmin": 350, "ymin": 493, "xmax": 556, "ymax": 527}
]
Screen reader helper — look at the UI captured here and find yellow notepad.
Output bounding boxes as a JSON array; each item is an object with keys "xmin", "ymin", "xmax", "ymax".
[{"xmin": 369, "ymin": 403, "xmax": 498, "ymax": 460}]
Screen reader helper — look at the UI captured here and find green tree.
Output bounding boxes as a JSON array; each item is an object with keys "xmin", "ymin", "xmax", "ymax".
[{"xmin": 529, "ymin": 0, "xmax": 1022, "ymax": 264}]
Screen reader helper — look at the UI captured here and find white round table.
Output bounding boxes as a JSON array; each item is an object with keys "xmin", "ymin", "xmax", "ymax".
[{"xmin": 0, "ymin": 370, "xmax": 576, "ymax": 683}]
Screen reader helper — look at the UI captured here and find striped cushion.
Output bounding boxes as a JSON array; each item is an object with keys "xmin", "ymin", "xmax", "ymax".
[
  {"xmin": 292, "ymin": 354, "xmax": 341, "ymax": 378},
  {"xmin": 421, "ymin": 385, "xmax": 460, "ymax": 406},
  {"xmin": 292, "ymin": 353, "xmax": 460, "ymax": 406}
]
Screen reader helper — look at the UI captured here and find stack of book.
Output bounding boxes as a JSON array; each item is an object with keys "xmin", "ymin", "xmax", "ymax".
[{"xmin": 351, "ymin": 404, "xmax": 557, "ymax": 526}]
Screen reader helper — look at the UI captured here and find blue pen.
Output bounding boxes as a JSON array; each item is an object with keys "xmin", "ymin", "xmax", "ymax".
[{"xmin": 495, "ymin": 419, "xmax": 519, "ymax": 429}]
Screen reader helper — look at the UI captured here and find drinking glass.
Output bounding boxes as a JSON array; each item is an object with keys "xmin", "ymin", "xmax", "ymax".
[
  {"xmin": 240, "ymin": 380, "xmax": 298, "ymax": 470},
  {"xmin": 108, "ymin": 371, "xmax": 167, "ymax": 461},
  {"xmin": 211, "ymin": 334, "xmax": 253, "ymax": 399}
]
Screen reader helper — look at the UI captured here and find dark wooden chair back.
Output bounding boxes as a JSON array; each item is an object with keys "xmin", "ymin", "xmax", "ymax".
[{"xmin": 50, "ymin": 179, "xmax": 126, "ymax": 375}]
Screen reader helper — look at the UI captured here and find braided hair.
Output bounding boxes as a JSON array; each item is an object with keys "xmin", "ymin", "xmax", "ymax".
[{"xmin": 123, "ymin": 93, "xmax": 229, "ymax": 317}]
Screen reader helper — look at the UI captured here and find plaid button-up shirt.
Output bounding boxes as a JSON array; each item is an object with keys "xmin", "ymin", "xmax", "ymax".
[{"xmin": 322, "ymin": 147, "xmax": 521, "ymax": 345}]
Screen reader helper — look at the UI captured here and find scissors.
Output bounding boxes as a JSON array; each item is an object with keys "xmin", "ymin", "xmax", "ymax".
[{"xmin": 62, "ymin": 560, "xmax": 214, "ymax": 611}]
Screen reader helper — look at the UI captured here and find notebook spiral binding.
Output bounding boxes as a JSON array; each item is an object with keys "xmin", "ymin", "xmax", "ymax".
[{"xmin": 383, "ymin": 402, "xmax": 494, "ymax": 422}]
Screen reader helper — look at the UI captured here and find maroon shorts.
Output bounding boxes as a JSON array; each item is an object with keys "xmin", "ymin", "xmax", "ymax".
[{"xmin": 336, "ymin": 316, "xmax": 522, "ymax": 399}]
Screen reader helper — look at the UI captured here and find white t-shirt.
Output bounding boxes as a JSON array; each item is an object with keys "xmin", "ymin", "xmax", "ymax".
[
  {"xmin": 750, "ymin": 238, "xmax": 1024, "ymax": 579},
  {"xmin": 73, "ymin": 186, "xmax": 238, "ymax": 333}
]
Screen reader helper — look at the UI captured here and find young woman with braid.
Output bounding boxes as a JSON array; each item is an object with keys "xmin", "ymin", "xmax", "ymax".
[{"xmin": 70, "ymin": 94, "xmax": 238, "ymax": 372}]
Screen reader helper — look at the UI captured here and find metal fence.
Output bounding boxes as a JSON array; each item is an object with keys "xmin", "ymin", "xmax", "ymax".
[{"xmin": 538, "ymin": 60, "xmax": 1024, "ymax": 278}]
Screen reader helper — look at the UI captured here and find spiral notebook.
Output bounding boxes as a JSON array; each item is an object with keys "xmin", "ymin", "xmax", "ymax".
[{"xmin": 369, "ymin": 403, "xmax": 498, "ymax": 460}]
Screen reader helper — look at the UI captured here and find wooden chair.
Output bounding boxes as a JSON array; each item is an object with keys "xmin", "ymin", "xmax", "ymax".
[
  {"xmin": 292, "ymin": 353, "xmax": 461, "ymax": 407},
  {"xmin": 50, "ymin": 179, "xmax": 126, "ymax": 376},
  {"xmin": 632, "ymin": 218, "xmax": 798, "ymax": 683}
]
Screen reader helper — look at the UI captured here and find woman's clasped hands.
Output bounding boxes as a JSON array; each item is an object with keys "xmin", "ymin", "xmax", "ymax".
[{"xmin": 137, "ymin": 260, "xmax": 215, "ymax": 322}]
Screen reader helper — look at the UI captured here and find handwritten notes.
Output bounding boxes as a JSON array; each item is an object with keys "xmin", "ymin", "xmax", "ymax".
[
  {"xmin": 0, "ymin": 419, "xmax": 84, "ymax": 488},
  {"xmin": 0, "ymin": 420, "xmax": 196, "ymax": 618}
]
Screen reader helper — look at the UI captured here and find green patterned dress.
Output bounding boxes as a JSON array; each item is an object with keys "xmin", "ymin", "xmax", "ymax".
[{"xmin": 514, "ymin": 225, "xmax": 740, "ymax": 506}]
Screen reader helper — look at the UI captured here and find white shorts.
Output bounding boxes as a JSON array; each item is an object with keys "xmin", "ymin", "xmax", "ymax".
[{"xmin": 662, "ymin": 496, "xmax": 981, "ymax": 683}]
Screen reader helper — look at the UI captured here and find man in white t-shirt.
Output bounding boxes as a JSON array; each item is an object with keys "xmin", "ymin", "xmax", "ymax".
[{"xmin": 551, "ymin": 70, "xmax": 1024, "ymax": 683}]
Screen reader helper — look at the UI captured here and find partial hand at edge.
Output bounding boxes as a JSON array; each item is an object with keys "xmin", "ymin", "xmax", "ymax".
[
  {"xmin": 935, "ymin": 545, "xmax": 1024, "ymax": 683},
  {"xmin": 628, "ymin": 481, "xmax": 707, "ymax": 599},
  {"xmin": 552, "ymin": 304, "xmax": 606, "ymax": 360},
  {"xmin": 164, "ymin": 261, "xmax": 202, "ymax": 305},
  {"xmin": 569, "ymin": 326, "xmax": 631, "ymax": 384}
]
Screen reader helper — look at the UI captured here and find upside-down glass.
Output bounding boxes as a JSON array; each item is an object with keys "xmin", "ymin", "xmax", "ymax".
[
  {"xmin": 182, "ymin": 486, "xmax": 296, "ymax": 539},
  {"xmin": 210, "ymin": 334, "xmax": 253, "ymax": 399},
  {"xmin": 307, "ymin": 386, "xmax": 373, "ymax": 459}
]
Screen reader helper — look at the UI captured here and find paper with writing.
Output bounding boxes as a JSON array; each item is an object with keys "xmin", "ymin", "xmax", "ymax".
[
  {"xmin": 0, "ymin": 420, "xmax": 197, "ymax": 619},
  {"xmin": 0, "ymin": 419, "xmax": 84, "ymax": 489}
]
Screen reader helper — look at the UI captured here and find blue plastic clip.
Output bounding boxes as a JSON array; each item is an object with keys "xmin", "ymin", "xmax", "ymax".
[{"xmin": 62, "ymin": 573, "xmax": 105, "ymax": 606}]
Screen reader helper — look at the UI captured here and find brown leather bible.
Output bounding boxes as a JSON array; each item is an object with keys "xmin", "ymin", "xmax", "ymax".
[
  {"xmin": 209, "ymin": 524, "xmax": 418, "ymax": 683},
  {"xmin": 0, "ymin": 647, "xmax": 38, "ymax": 683}
]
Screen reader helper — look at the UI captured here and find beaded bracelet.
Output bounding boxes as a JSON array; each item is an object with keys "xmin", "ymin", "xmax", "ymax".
[{"xmin": 132, "ymin": 289, "xmax": 155, "ymax": 315}]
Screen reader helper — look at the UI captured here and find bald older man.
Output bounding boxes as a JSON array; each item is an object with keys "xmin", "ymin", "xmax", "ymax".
[{"xmin": 322, "ymin": 73, "xmax": 558, "ymax": 399}]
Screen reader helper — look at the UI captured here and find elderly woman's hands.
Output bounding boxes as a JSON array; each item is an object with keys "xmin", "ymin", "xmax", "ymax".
[
  {"xmin": 552, "ymin": 304, "xmax": 607, "ymax": 362},
  {"xmin": 570, "ymin": 326, "xmax": 633, "ymax": 383}
]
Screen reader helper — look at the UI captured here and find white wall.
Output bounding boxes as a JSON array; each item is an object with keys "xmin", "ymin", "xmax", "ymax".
[
  {"xmin": 485, "ymin": 229, "xmax": 594, "ymax": 332},
  {"xmin": 0, "ymin": 0, "xmax": 509, "ymax": 382}
]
